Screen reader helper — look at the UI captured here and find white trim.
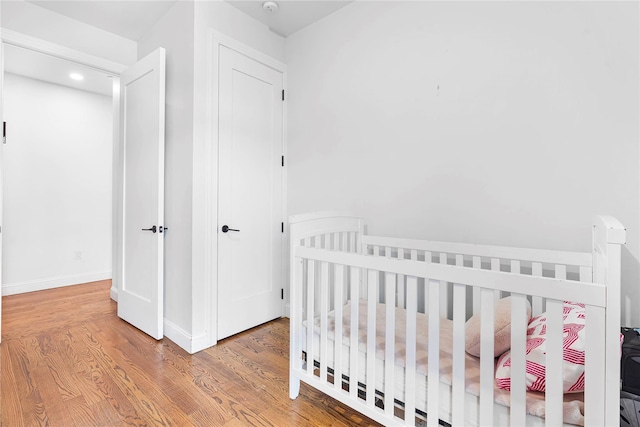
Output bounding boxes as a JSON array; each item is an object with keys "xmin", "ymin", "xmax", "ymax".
[
  {"xmin": 111, "ymin": 76, "xmax": 123, "ymax": 297},
  {"xmin": 110, "ymin": 285, "xmax": 118, "ymax": 302},
  {"xmin": 0, "ymin": 40, "xmax": 4, "ymax": 342},
  {"xmin": 190, "ymin": 332, "xmax": 211, "ymax": 354},
  {"xmin": 0, "ymin": 28, "xmax": 127, "ymax": 74},
  {"xmin": 205, "ymin": 30, "xmax": 287, "ymax": 347},
  {"xmin": 2, "ymin": 271, "xmax": 112, "ymax": 296},
  {"xmin": 211, "ymin": 31, "xmax": 286, "ymax": 74},
  {"xmin": 163, "ymin": 318, "xmax": 208, "ymax": 355},
  {"xmin": 281, "ymin": 60, "xmax": 289, "ymax": 320}
]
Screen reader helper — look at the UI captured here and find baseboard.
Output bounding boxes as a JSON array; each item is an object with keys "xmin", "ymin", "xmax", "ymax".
[
  {"xmin": 163, "ymin": 319, "xmax": 211, "ymax": 354},
  {"xmin": 2, "ymin": 271, "xmax": 112, "ymax": 296},
  {"xmin": 110, "ymin": 286, "xmax": 118, "ymax": 302},
  {"xmin": 189, "ymin": 331, "xmax": 212, "ymax": 354}
]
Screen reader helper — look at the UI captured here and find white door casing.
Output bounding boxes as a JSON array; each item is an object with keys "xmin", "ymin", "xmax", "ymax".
[
  {"xmin": 118, "ymin": 48, "xmax": 166, "ymax": 340},
  {"xmin": 217, "ymin": 45, "xmax": 284, "ymax": 340},
  {"xmin": 0, "ymin": 40, "xmax": 4, "ymax": 341}
]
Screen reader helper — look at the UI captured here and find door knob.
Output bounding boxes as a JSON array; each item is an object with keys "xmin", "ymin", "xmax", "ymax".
[
  {"xmin": 142, "ymin": 225, "xmax": 157, "ymax": 233},
  {"xmin": 221, "ymin": 225, "xmax": 240, "ymax": 233}
]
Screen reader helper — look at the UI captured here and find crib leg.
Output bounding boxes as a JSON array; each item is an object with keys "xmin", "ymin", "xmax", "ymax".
[{"xmin": 290, "ymin": 374, "xmax": 300, "ymax": 399}]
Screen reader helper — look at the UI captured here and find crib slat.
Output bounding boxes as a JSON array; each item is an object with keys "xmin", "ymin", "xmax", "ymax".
[
  {"xmin": 334, "ymin": 264, "xmax": 344, "ymax": 391},
  {"xmin": 349, "ymin": 267, "xmax": 360, "ymax": 400},
  {"xmin": 405, "ymin": 276, "xmax": 418, "ymax": 423},
  {"xmin": 306, "ymin": 260, "xmax": 316, "ymax": 376},
  {"xmin": 320, "ymin": 262, "xmax": 329, "ymax": 383},
  {"xmin": 451, "ymin": 283, "xmax": 466, "ymax": 426},
  {"xmin": 545, "ymin": 299, "xmax": 564, "ymax": 426},
  {"xmin": 439, "ymin": 253, "xmax": 448, "ymax": 318},
  {"xmin": 397, "ymin": 248, "xmax": 406, "ymax": 309},
  {"xmin": 491, "ymin": 258, "xmax": 501, "ymax": 299},
  {"xmin": 427, "ymin": 279, "xmax": 440, "ymax": 427},
  {"xmin": 384, "ymin": 272, "xmax": 396, "ymax": 418},
  {"xmin": 478, "ymin": 288, "xmax": 495, "ymax": 426},
  {"xmin": 580, "ymin": 265, "xmax": 592, "ymax": 283},
  {"xmin": 290, "ymin": 257, "xmax": 304, "ymax": 399},
  {"xmin": 366, "ymin": 270, "xmax": 377, "ymax": 407},
  {"xmin": 410, "ymin": 249, "xmax": 418, "ymax": 261},
  {"xmin": 555, "ymin": 264, "xmax": 567, "ymax": 280},
  {"xmin": 454, "ymin": 255, "xmax": 467, "ymax": 318},
  {"xmin": 509, "ymin": 293, "xmax": 528, "ymax": 426},
  {"xmin": 532, "ymin": 262, "xmax": 544, "ymax": 315},
  {"xmin": 511, "ymin": 260, "xmax": 521, "ymax": 279},
  {"xmin": 472, "ymin": 256, "xmax": 481, "ymax": 315},
  {"xmin": 584, "ymin": 304, "xmax": 606, "ymax": 425}
]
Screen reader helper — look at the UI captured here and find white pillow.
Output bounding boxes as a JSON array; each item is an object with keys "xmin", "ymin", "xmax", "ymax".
[{"xmin": 465, "ymin": 296, "xmax": 532, "ymax": 358}]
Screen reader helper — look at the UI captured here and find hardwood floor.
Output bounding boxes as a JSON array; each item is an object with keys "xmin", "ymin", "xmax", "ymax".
[{"xmin": 1, "ymin": 281, "xmax": 381, "ymax": 426}]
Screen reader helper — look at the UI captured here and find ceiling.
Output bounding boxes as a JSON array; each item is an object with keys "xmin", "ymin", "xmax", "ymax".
[
  {"xmin": 225, "ymin": 1, "xmax": 353, "ymax": 37},
  {"xmin": 26, "ymin": 0, "xmax": 179, "ymax": 41},
  {"xmin": 7, "ymin": 0, "xmax": 353, "ymax": 96},
  {"xmin": 25, "ymin": 0, "xmax": 354, "ymax": 40}
]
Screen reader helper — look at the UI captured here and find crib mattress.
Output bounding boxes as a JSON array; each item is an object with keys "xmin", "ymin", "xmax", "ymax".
[{"xmin": 303, "ymin": 300, "xmax": 585, "ymax": 426}]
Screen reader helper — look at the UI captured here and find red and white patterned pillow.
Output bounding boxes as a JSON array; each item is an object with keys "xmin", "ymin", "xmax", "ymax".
[{"xmin": 495, "ymin": 301, "xmax": 586, "ymax": 393}]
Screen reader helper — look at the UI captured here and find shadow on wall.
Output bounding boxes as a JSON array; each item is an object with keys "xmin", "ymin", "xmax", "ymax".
[{"xmin": 622, "ymin": 248, "xmax": 640, "ymax": 327}]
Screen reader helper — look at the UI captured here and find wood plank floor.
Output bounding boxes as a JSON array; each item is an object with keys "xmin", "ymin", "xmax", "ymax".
[{"xmin": 1, "ymin": 281, "xmax": 381, "ymax": 426}]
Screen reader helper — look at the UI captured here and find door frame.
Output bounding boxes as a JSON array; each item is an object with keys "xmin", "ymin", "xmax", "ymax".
[
  {"xmin": 0, "ymin": 28, "xmax": 127, "ymax": 303},
  {"xmin": 203, "ymin": 31, "xmax": 287, "ymax": 347}
]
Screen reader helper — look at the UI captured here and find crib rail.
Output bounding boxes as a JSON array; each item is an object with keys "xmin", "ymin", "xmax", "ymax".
[
  {"xmin": 362, "ymin": 235, "xmax": 593, "ymax": 318},
  {"xmin": 289, "ymin": 214, "xmax": 625, "ymax": 427},
  {"xmin": 291, "ymin": 248, "xmax": 606, "ymax": 426}
]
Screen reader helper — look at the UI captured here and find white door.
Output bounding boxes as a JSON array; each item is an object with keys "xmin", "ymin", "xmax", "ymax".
[
  {"xmin": 118, "ymin": 48, "xmax": 166, "ymax": 340},
  {"xmin": 217, "ymin": 45, "xmax": 283, "ymax": 340}
]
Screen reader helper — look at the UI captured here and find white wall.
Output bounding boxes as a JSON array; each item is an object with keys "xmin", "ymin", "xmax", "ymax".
[
  {"xmin": 286, "ymin": 2, "xmax": 640, "ymax": 323},
  {"xmin": 137, "ymin": 0, "xmax": 286, "ymax": 352},
  {"xmin": 2, "ymin": 73, "xmax": 113, "ymax": 294},
  {"xmin": 1, "ymin": 0, "xmax": 136, "ymax": 66},
  {"xmin": 137, "ymin": 0, "xmax": 196, "ymax": 349}
]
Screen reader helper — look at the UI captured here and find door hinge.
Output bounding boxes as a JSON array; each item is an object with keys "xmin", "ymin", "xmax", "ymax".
[
  {"xmin": 281, "ymin": 155, "xmax": 284, "ymax": 167},
  {"xmin": 281, "ymin": 222, "xmax": 284, "ymax": 233},
  {"xmin": 281, "ymin": 289, "xmax": 284, "ymax": 300},
  {"xmin": 282, "ymin": 90, "xmax": 285, "ymax": 101},
  {"xmin": 3, "ymin": 121, "xmax": 6, "ymax": 144}
]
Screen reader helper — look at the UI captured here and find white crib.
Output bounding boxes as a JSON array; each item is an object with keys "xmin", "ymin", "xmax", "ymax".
[{"xmin": 288, "ymin": 212, "xmax": 625, "ymax": 426}]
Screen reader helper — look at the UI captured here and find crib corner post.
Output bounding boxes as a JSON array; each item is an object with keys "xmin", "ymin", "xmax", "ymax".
[
  {"xmin": 592, "ymin": 215, "xmax": 626, "ymax": 425},
  {"xmin": 289, "ymin": 249, "xmax": 304, "ymax": 400},
  {"xmin": 290, "ymin": 373, "xmax": 301, "ymax": 399}
]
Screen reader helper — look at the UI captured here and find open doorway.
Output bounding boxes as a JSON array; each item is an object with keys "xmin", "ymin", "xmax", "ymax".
[{"xmin": 2, "ymin": 44, "xmax": 114, "ymax": 296}]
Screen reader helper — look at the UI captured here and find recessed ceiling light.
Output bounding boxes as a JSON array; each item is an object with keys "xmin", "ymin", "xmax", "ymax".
[{"xmin": 70, "ymin": 73, "xmax": 84, "ymax": 81}]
